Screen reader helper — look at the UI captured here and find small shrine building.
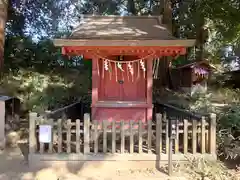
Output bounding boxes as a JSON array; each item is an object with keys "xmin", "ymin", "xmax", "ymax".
[{"xmin": 53, "ymin": 15, "xmax": 195, "ymax": 123}]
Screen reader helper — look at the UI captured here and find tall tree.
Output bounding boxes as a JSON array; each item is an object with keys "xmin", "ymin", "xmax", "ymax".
[
  {"xmin": 127, "ymin": 0, "xmax": 137, "ymax": 15},
  {"xmin": 162, "ymin": 0, "xmax": 172, "ymax": 32},
  {"xmin": 158, "ymin": 0, "xmax": 174, "ymax": 88},
  {"xmin": 0, "ymin": 0, "xmax": 8, "ymax": 68}
]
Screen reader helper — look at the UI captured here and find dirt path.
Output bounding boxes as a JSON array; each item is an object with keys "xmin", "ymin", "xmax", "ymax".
[{"xmin": 0, "ymin": 147, "xmax": 187, "ymax": 180}]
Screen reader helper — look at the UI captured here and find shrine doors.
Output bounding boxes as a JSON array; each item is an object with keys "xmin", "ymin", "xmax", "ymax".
[{"xmin": 98, "ymin": 56, "xmax": 147, "ymax": 102}]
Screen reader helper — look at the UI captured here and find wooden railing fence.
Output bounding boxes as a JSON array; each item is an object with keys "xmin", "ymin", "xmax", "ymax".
[{"xmin": 29, "ymin": 112, "xmax": 216, "ymax": 160}]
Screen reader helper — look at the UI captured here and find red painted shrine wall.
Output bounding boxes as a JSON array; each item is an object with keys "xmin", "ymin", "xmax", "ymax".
[
  {"xmin": 61, "ymin": 46, "xmax": 187, "ymax": 123},
  {"xmin": 91, "ymin": 55, "xmax": 153, "ymax": 123},
  {"xmin": 94, "ymin": 108, "xmax": 146, "ymax": 123}
]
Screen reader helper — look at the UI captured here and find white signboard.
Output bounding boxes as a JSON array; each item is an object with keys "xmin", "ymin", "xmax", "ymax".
[{"xmin": 39, "ymin": 125, "xmax": 52, "ymax": 143}]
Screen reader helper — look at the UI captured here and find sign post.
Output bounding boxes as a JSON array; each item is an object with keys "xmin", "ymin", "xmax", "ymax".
[
  {"xmin": 39, "ymin": 125, "xmax": 52, "ymax": 143},
  {"xmin": 168, "ymin": 119, "xmax": 176, "ymax": 176}
]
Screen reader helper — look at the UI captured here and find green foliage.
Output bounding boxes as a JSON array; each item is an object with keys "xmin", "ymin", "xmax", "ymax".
[
  {"xmin": 172, "ymin": 55, "xmax": 188, "ymax": 67},
  {"xmin": 217, "ymin": 104, "xmax": 240, "ymax": 160},
  {"xmin": 219, "ymin": 104, "xmax": 240, "ymax": 132},
  {"xmin": 3, "ymin": 0, "xmax": 240, "ymax": 127},
  {"xmin": 173, "ymin": 0, "xmax": 240, "ymax": 64},
  {"xmin": 2, "ymin": 7, "xmax": 93, "ymax": 114},
  {"xmin": 189, "ymin": 93, "xmax": 214, "ymax": 113},
  {"xmin": 4, "ymin": 34, "xmax": 78, "ymax": 72},
  {"xmin": 0, "ymin": 68, "xmax": 91, "ymax": 113}
]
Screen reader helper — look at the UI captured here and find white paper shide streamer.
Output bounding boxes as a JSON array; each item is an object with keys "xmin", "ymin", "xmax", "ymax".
[
  {"xmin": 101, "ymin": 57, "xmax": 147, "ymax": 82},
  {"xmin": 104, "ymin": 60, "xmax": 109, "ymax": 71},
  {"xmin": 140, "ymin": 60, "xmax": 146, "ymax": 78}
]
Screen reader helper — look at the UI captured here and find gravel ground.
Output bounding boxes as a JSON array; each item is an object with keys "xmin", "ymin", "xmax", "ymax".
[{"xmin": 0, "ymin": 147, "xmax": 187, "ymax": 180}]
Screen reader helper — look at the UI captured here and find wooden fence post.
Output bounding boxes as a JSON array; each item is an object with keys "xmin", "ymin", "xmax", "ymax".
[
  {"xmin": 48, "ymin": 118, "xmax": 54, "ymax": 153},
  {"xmin": 129, "ymin": 120, "xmax": 134, "ymax": 154},
  {"xmin": 57, "ymin": 119, "xmax": 62, "ymax": 153},
  {"xmin": 147, "ymin": 118, "xmax": 152, "ymax": 153},
  {"xmin": 192, "ymin": 119, "xmax": 197, "ymax": 154},
  {"xmin": 121, "ymin": 120, "xmax": 125, "ymax": 154},
  {"xmin": 138, "ymin": 120, "xmax": 142, "ymax": 153},
  {"xmin": 67, "ymin": 119, "xmax": 71, "ymax": 153},
  {"xmin": 164, "ymin": 113, "xmax": 169, "ymax": 154},
  {"xmin": 201, "ymin": 116, "xmax": 206, "ymax": 154},
  {"xmin": 94, "ymin": 120, "xmax": 99, "ymax": 154},
  {"xmin": 39, "ymin": 116, "xmax": 44, "ymax": 154},
  {"xmin": 76, "ymin": 119, "xmax": 80, "ymax": 153},
  {"xmin": 0, "ymin": 101, "xmax": 5, "ymax": 149},
  {"xmin": 156, "ymin": 113, "xmax": 162, "ymax": 155},
  {"xmin": 84, "ymin": 113, "xmax": 90, "ymax": 154},
  {"xmin": 210, "ymin": 113, "xmax": 216, "ymax": 157},
  {"xmin": 103, "ymin": 120, "xmax": 107, "ymax": 153},
  {"xmin": 112, "ymin": 120, "xmax": 116, "ymax": 153},
  {"xmin": 175, "ymin": 119, "xmax": 179, "ymax": 153},
  {"xmin": 29, "ymin": 112, "xmax": 37, "ymax": 154}
]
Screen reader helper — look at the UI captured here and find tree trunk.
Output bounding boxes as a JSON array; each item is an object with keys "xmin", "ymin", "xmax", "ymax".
[
  {"xmin": 160, "ymin": 0, "xmax": 164, "ymax": 14},
  {"xmin": 162, "ymin": 0, "xmax": 173, "ymax": 89},
  {"xmin": 153, "ymin": 0, "xmax": 175, "ymax": 89},
  {"xmin": 196, "ymin": 17, "xmax": 206, "ymax": 60},
  {"xmin": 127, "ymin": 0, "xmax": 137, "ymax": 15},
  {"xmin": 162, "ymin": 0, "xmax": 172, "ymax": 33},
  {"xmin": 0, "ymin": 0, "xmax": 8, "ymax": 69},
  {"xmin": 234, "ymin": 45, "xmax": 240, "ymax": 57}
]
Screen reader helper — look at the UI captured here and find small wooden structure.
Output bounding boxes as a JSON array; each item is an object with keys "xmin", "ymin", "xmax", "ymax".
[
  {"xmin": 53, "ymin": 15, "xmax": 195, "ymax": 124},
  {"xmin": 0, "ymin": 96, "xmax": 20, "ymax": 149},
  {"xmin": 173, "ymin": 60, "xmax": 215, "ymax": 94},
  {"xmin": 28, "ymin": 16, "xmax": 217, "ymax": 164}
]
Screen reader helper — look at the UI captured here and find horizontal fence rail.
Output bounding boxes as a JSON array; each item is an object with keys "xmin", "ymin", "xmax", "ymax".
[
  {"xmin": 29, "ymin": 112, "xmax": 216, "ymax": 161},
  {"xmin": 43, "ymin": 101, "xmax": 91, "ymax": 121},
  {"xmin": 153, "ymin": 102, "xmax": 206, "ymax": 121}
]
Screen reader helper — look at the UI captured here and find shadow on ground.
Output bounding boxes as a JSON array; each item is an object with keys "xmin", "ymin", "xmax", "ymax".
[{"xmin": 0, "ymin": 142, "xmax": 179, "ymax": 180}]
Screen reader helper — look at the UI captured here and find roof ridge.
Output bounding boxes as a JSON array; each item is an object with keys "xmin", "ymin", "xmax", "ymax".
[{"xmin": 80, "ymin": 15, "xmax": 163, "ymax": 19}]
